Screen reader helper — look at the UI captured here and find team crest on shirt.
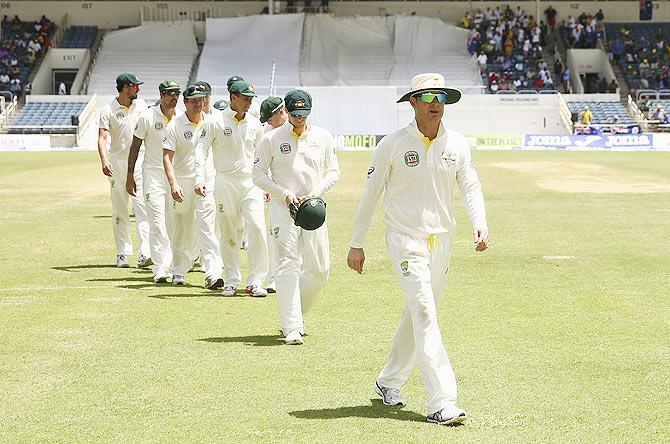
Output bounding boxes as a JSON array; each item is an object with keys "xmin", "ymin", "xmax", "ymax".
[
  {"xmin": 400, "ymin": 260, "xmax": 410, "ymax": 276},
  {"xmin": 201, "ymin": 128, "xmax": 206, "ymax": 138},
  {"xmin": 224, "ymin": 127, "xmax": 232, "ymax": 136},
  {"xmin": 115, "ymin": 112, "xmax": 124, "ymax": 120},
  {"xmin": 280, "ymin": 143, "xmax": 291, "ymax": 154},
  {"xmin": 273, "ymin": 227, "xmax": 280, "ymax": 238},
  {"xmin": 404, "ymin": 151, "xmax": 419, "ymax": 167},
  {"xmin": 184, "ymin": 130, "xmax": 193, "ymax": 140},
  {"xmin": 154, "ymin": 122, "xmax": 164, "ymax": 130},
  {"xmin": 441, "ymin": 150, "xmax": 457, "ymax": 167}
]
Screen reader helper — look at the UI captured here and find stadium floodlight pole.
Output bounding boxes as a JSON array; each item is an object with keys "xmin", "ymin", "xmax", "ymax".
[{"xmin": 270, "ymin": 58, "xmax": 277, "ymax": 97}]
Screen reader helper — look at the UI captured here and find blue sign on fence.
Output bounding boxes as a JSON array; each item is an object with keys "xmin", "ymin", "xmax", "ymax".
[{"xmin": 524, "ymin": 134, "xmax": 654, "ymax": 150}]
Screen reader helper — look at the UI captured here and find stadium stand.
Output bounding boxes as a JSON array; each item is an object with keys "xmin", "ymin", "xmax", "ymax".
[
  {"xmin": 606, "ymin": 22, "xmax": 670, "ymax": 91},
  {"xmin": 86, "ymin": 22, "xmax": 198, "ymax": 96},
  {"xmin": 0, "ymin": 15, "xmax": 55, "ymax": 95},
  {"xmin": 6, "ymin": 100, "xmax": 87, "ymax": 133},
  {"xmin": 566, "ymin": 100, "xmax": 635, "ymax": 124},
  {"xmin": 464, "ymin": 6, "xmax": 555, "ymax": 93},
  {"xmin": 558, "ymin": 11, "xmax": 606, "ymax": 49},
  {"xmin": 60, "ymin": 25, "xmax": 98, "ymax": 49}
]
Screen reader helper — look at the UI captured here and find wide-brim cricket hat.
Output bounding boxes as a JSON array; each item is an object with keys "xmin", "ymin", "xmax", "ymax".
[
  {"xmin": 290, "ymin": 197, "xmax": 326, "ymax": 231},
  {"xmin": 397, "ymin": 73, "xmax": 462, "ymax": 104}
]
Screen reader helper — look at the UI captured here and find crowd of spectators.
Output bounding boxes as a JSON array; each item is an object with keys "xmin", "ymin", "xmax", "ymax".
[
  {"xmin": 0, "ymin": 14, "xmax": 54, "ymax": 96},
  {"xmin": 558, "ymin": 10, "xmax": 606, "ymax": 49},
  {"xmin": 463, "ymin": 6, "xmax": 557, "ymax": 93},
  {"xmin": 609, "ymin": 24, "xmax": 670, "ymax": 91}
]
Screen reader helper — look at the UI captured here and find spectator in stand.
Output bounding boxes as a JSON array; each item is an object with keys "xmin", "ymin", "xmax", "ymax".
[
  {"xmin": 579, "ymin": 105, "xmax": 593, "ymax": 125},
  {"xmin": 58, "ymin": 81, "xmax": 67, "ymax": 95},
  {"xmin": 608, "ymin": 79, "xmax": 618, "ymax": 93},
  {"xmin": 477, "ymin": 51, "xmax": 487, "ymax": 73},
  {"xmin": 595, "ymin": 9, "xmax": 604, "ymax": 22},
  {"xmin": 544, "ymin": 5, "xmax": 557, "ymax": 31}
]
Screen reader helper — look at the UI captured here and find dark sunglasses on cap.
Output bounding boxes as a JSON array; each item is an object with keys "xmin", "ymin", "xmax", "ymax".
[
  {"xmin": 415, "ymin": 92, "xmax": 448, "ymax": 104},
  {"xmin": 162, "ymin": 90, "xmax": 180, "ymax": 96}
]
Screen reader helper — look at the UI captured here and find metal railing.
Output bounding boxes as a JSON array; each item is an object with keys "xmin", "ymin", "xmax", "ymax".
[
  {"xmin": 0, "ymin": 95, "xmax": 18, "ymax": 129},
  {"xmin": 556, "ymin": 92, "xmax": 575, "ymax": 134}
]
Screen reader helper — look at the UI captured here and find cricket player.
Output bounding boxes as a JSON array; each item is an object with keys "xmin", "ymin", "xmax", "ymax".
[
  {"xmin": 226, "ymin": 75, "xmax": 261, "ymax": 120},
  {"xmin": 162, "ymin": 84, "xmax": 223, "ymax": 288},
  {"xmin": 347, "ymin": 73, "xmax": 490, "ymax": 426},
  {"xmin": 258, "ymin": 95, "xmax": 289, "ymax": 294},
  {"xmin": 196, "ymin": 80, "xmax": 268, "ymax": 297},
  {"xmin": 97, "ymin": 72, "xmax": 150, "ymax": 268},
  {"xmin": 253, "ymin": 90, "xmax": 340, "ymax": 345},
  {"xmin": 126, "ymin": 80, "xmax": 181, "ymax": 283}
]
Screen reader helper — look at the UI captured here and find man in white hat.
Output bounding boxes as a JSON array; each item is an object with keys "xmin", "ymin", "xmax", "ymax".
[{"xmin": 347, "ymin": 73, "xmax": 490, "ymax": 426}]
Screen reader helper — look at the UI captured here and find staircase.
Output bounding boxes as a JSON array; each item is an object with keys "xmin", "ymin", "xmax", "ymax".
[{"xmin": 611, "ymin": 63, "xmax": 631, "ymax": 101}]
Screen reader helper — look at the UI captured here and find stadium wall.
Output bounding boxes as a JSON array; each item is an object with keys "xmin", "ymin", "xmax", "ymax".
[{"xmin": 1, "ymin": 1, "xmax": 669, "ymax": 30}]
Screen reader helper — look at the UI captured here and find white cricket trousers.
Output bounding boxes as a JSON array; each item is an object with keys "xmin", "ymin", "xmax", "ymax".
[
  {"xmin": 377, "ymin": 230, "xmax": 458, "ymax": 415},
  {"xmin": 169, "ymin": 176, "xmax": 222, "ymax": 279},
  {"xmin": 214, "ymin": 174, "xmax": 268, "ymax": 288},
  {"xmin": 143, "ymin": 170, "xmax": 172, "ymax": 276},
  {"xmin": 269, "ymin": 200, "xmax": 329, "ymax": 335},
  {"xmin": 109, "ymin": 156, "xmax": 150, "ymax": 257}
]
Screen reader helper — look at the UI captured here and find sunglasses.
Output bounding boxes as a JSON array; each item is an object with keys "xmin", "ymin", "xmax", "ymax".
[
  {"xmin": 415, "ymin": 92, "xmax": 448, "ymax": 104},
  {"xmin": 163, "ymin": 90, "xmax": 180, "ymax": 96}
]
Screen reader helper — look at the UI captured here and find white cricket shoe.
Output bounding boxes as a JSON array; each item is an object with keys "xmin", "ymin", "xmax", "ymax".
[
  {"xmin": 221, "ymin": 286, "xmax": 236, "ymax": 297},
  {"xmin": 138, "ymin": 254, "xmax": 153, "ymax": 268},
  {"xmin": 245, "ymin": 284, "xmax": 267, "ymax": 298},
  {"xmin": 153, "ymin": 272, "xmax": 169, "ymax": 284},
  {"xmin": 375, "ymin": 381, "xmax": 406, "ymax": 406},
  {"xmin": 204, "ymin": 276, "xmax": 225, "ymax": 290},
  {"xmin": 116, "ymin": 254, "xmax": 129, "ymax": 268},
  {"xmin": 172, "ymin": 275, "xmax": 185, "ymax": 286},
  {"xmin": 426, "ymin": 406, "xmax": 467, "ymax": 426},
  {"xmin": 284, "ymin": 329, "xmax": 304, "ymax": 345}
]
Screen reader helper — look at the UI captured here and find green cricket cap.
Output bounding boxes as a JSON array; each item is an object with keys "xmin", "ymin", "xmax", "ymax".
[
  {"xmin": 183, "ymin": 84, "xmax": 207, "ymax": 99},
  {"xmin": 213, "ymin": 99, "xmax": 229, "ymax": 111},
  {"xmin": 158, "ymin": 80, "xmax": 180, "ymax": 92},
  {"xmin": 116, "ymin": 72, "xmax": 143, "ymax": 88},
  {"xmin": 194, "ymin": 80, "xmax": 212, "ymax": 95},
  {"xmin": 229, "ymin": 80, "xmax": 257, "ymax": 97},
  {"xmin": 227, "ymin": 75, "xmax": 245, "ymax": 91},
  {"xmin": 260, "ymin": 96, "xmax": 283, "ymax": 123},
  {"xmin": 285, "ymin": 90, "xmax": 312, "ymax": 117}
]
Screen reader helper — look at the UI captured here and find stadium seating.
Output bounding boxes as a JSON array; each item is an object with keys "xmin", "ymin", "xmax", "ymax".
[
  {"xmin": 86, "ymin": 22, "xmax": 198, "ymax": 96},
  {"xmin": 7, "ymin": 101, "xmax": 87, "ymax": 133},
  {"xmin": 60, "ymin": 26, "xmax": 98, "ymax": 49},
  {"xmin": 0, "ymin": 15, "xmax": 55, "ymax": 95},
  {"xmin": 606, "ymin": 22, "xmax": 670, "ymax": 90},
  {"xmin": 566, "ymin": 101, "xmax": 635, "ymax": 124}
]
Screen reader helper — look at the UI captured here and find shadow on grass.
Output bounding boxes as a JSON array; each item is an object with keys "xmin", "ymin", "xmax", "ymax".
[
  {"xmin": 149, "ymin": 291, "xmax": 220, "ymax": 300},
  {"xmin": 290, "ymin": 399, "xmax": 426, "ymax": 423},
  {"xmin": 198, "ymin": 335, "xmax": 284, "ymax": 347},
  {"xmin": 87, "ymin": 277, "xmax": 153, "ymax": 282},
  {"xmin": 52, "ymin": 265, "xmax": 117, "ymax": 272}
]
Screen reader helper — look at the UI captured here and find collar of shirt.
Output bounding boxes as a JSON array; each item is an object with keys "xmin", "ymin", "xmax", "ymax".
[
  {"xmin": 223, "ymin": 106, "xmax": 246, "ymax": 124},
  {"xmin": 180, "ymin": 111, "xmax": 205, "ymax": 128},
  {"xmin": 154, "ymin": 105, "xmax": 173, "ymax": 123},
  {"xmin": 112, "ymin": 97, "xmax": 136, "ymax": 113},
  {"xmin": 406, "ymin": 120, "xmax": 445, "ymax": 149}
]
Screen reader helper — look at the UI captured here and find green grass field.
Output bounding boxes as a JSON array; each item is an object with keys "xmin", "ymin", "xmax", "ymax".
[{"xmin": 0, "ymin": 150, "xmax": 668, "ymax": 443}]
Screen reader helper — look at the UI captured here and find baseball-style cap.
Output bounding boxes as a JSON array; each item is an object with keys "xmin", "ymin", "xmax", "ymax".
[
  {"xmin": 285, "ymin": 90, "xmax": 312, "ymax": 117},
  {"xmin": 194, "ymin": 80, "xmax": 212, "ymax": 95},
  {"xmin": 213, "ymin": 99, "xmax": 229, "ymax": 111},
  {"xmin": 227, "ymin": 75, "xmax": 244, "ymax": 91},
  {"xmin": 183, "ymin": 84, "xmax": 207, "ymax": 99},
  {"xmin": 260, "ymin": 96, "xmax": 283, "ymax": 123},
  {"xmin": 229, "ymin": 80, "xmax": 257, "ymax": 97},
  {"xmin": 116, "ymin": 72, "xmax": 143, "ymax": 88},
  {"xmin": 159, "ymin": 80, "xmax": 180, "ymax": 92}
]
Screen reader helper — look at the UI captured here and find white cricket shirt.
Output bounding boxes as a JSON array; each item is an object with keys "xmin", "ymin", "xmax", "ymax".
[
  {"xmin": 99, "ymin": 97, "xmax": 147, "ymax": 160},
  {"xmin": 195, "ymin": 107, "xmax": 262, "ymax": 184},
  {"xmin": 350, "ymin": 120, "xmax": 487, "ymax": 248},
  {"xmin": 134, "ymin": 105, "xmax": 179, "ymax": 173},
  {"xmin": 163, "ymin": 112, "xmax": 206, "ymax": 180},
  {"xmin": 253, "ymin": 120, "xmax": 340, "ymax": 201}
]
